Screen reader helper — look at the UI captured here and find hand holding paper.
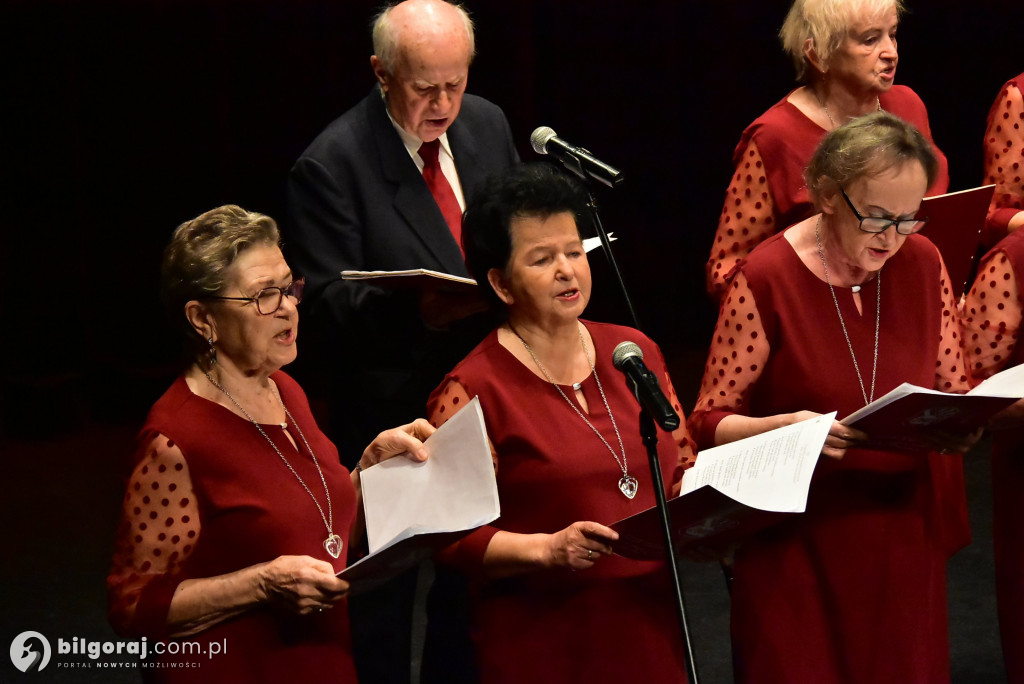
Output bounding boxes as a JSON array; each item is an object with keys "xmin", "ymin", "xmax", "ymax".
[
  {"xmin": 611, "ymin": 413, "xmax": 834, "ymax": 559},
  {"xmin": 338, "ymin": 397, "xmax": 499, "ymax": 590},
  {"xmin": 840, "ymin": 364, "xmax": 1024, "ymax": 453}
]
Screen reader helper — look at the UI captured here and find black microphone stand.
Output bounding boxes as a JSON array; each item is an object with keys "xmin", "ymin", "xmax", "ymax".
[
  {"xmin": 639, "ymin": 410, "xmax": 700, "ymax": 684},
  {"xmin": 572, "ymin": 172, "xmax": 700, "ymax": 683},
  {"xmin": 586, "ymin": 192, "xmax": 642, "ymax": 329}
]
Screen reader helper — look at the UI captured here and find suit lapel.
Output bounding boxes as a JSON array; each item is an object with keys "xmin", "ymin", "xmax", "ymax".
[
  {"xmin": 447, "ymin": 116, "xmax": 487, "ymax": 199},
  {"xmin": 367, "ymin": 89, "xmax": 468, "ymax": 276}
]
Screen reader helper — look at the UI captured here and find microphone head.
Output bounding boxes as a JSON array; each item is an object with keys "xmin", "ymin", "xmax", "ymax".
[
  {"xmin": 612, "ymin": 341, "xmax": 643, "ymax": 369},
  {"xmin": 530, "ymin": 126, "xmax": 558, "ymax": 155}
]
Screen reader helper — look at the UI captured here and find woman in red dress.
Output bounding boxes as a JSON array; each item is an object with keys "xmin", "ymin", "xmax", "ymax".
[
  {"xmin": 690, "ymin": 112, "xmax": 977, "ymax": 683},
  {"xmin": 107, "ymin": 205, "xmax": 433, "ymax": 682},
  {"xmin": 705, "ymin": 0, "xmax": 949, "ymax": 300},
  {"xmin": 962, "ymin": 213, "xmax": 1024, "ymax": 683},
  {"xmin": 427, "ymin": 163, "xmax": 697, "ymax": 683}
]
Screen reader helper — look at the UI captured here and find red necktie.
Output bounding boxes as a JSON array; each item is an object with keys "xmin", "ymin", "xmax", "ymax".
[{"xmin": 419, "ymin": 140, "xmax": 463, "ymax": 253}]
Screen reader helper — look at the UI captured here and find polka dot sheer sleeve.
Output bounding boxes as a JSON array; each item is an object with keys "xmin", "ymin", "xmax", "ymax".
[
  {"xmin": 427, "ymin": 379, "xmax": 498, "ymax": 468},
  {"xmin": 706, "ymin": 141, "xmax": 777, "ymax": 300},
  {"xmin": 983, "ymin": 78, "xmax": 1024, "ymax": 246},
  {"xmin": 688, "ymin": 272, "xmax": 771, "ymax": 448},
  {"xmin": 107, "ymin": 432, "xmax": 200, "ymax": 638},
  {"xmin": 936, "ymin": 260, "xmax": 972, "ymax": 393},
  {"xmin": 661, "ymin": 369, "xmax": 699, "ymax": 479},
  {"xmin": 961, "ymin": 251, "xmax": 1022, "ymax": 380}
]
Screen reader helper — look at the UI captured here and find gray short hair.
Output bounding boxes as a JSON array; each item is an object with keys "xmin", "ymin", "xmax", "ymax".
[
  {"xmin": 804, "ymin": 111, "xmax": 938, "ymax": 205},
  {"xmin": 780, "ymin": 0, "xmax": 903, "ymax": 82},
  {"xmin": 371, "ymin": 0, "xmax": 475, "ymax": 74}
]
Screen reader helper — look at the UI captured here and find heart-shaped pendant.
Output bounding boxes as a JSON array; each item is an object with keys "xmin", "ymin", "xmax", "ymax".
[
  {"xmin": 618, "ymin": 475, "xmax": 638, "ymax": 500},
  {"xmin": 323, "ymin": 534, "xmax": 343, "ymax": 559}
]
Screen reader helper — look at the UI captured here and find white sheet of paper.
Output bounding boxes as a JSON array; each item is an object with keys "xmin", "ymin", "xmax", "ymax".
[
  {"xmin": 839, "ymin": 382, "xmax": 941, "ymax": 425},
  {"xmin": 340, "ymin": 268, "xmax": 476, "ymax": 286},
  {"xmin": 968, "ymin": 363, "xmax": 1024, "ymax": 397},
  {"xmin": 582, "ymin": 233, "xmax": 616, "ymax": 253},
  {"xmin": 842, "ymin": 363, "xmax": 1024, "ymax": 426},
  {"xmin": 679, "ymin": 412, "xmax": 835, "ymax": 513},
  {"xmin": 359, "ymin": 397, "xmax": 500, "ymax": 554}
]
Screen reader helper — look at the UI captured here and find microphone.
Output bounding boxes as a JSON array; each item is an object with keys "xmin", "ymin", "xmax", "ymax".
[
  {"xmin": 612, "ymin": 341, "xmax": 681, "ymax": 431},
  {"xmin": 530, "ymin": 126, "xmax": 624, "ymax": 188}
]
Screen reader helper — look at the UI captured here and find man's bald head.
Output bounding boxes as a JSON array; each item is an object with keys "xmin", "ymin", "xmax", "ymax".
[{"xmin": 370, "ymin": 0, "xmax": 476, "ymax": 142}]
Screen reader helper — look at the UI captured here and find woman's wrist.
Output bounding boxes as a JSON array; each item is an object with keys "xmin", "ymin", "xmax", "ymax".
[{"xmin": 249, "ymin": 562, "xmax": 272, "ymax": 605}]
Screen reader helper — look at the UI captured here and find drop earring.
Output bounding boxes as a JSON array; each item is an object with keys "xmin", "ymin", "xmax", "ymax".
[{"xmin": 208, "ymin": 336, "xmax": 218, "ymax": 366}]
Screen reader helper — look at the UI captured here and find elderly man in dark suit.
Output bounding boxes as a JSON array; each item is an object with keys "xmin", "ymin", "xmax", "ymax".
[
  {"xmin": 286, "ymin": 1, "xmax": 518, "ymax": 682},
  {"xmin": 288, "ymin": 0, "xmax": 518, "ymax": 464}
]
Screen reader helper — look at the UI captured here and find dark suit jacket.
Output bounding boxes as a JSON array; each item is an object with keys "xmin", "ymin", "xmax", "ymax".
[{"xmin": 286, "ymin": 86, "xmax": 519, "ymax": 458}]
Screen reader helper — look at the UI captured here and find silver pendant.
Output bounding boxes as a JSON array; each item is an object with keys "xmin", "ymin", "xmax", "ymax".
[
  {"xmin": 618, "ymin": 475, "xmax": 638, "ymax": 500},
  {"xmin": 323, "ymin": 533, "xmax": 343, "ymax": 559}
]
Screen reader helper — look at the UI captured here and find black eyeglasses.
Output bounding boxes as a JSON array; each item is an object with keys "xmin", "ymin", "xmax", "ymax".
[
  {"xmin": 205, "ymin": 278, "xmax": 305, "ymax": 315},
  {"xmin": 840, "ymin": 187, "xmax": 928, "ymax": 235}
]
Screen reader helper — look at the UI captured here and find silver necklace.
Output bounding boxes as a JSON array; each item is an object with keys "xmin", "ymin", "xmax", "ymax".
[
  {"xmin": 511, "ymin": 323, "xmax": 638, "ymax": 499},
  {"xmin": 204, "ymin": 371, "xmax": 344, "ymax": 558},
  {"xmin": 820, "ymin": 94, "xmax": 882, "ymax": 129},
  {"xmin": 814, "ymin": 217, "xmax": 881, "ymax": 406}
]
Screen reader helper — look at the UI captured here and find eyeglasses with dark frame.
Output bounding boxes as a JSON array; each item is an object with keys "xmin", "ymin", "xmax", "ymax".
[
  {"xmin": 840, "ymin": 187, "xmax": 928, "ymax": 235},
  {"xmin": 204, "ymin": 278, "xmax": 305, "ymax": 315}
]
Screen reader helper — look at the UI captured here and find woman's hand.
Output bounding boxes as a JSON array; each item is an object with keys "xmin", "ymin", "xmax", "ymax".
[
  {"xmin": 359, "ymin": 418, "xmax": 435, "ymax": 469},
  {"xmin": 167, "ymin": 555, "xmax": 350, "ymax": 635},
  {"xmin": 789, "ymin": 411, "xmax": 866, "ymax": 460},
  {"xmin": 543, "ymin": 521, "xmax": 619, "ymax": 571},
  {"xmin": 255, "ymin": 555, "xmax": 351, "ymax": 615}
]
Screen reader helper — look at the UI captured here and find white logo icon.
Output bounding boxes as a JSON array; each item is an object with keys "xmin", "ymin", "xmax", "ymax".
[{"xmin": 10, "ymin": 631, "xmax": 51, "ymax": 673}]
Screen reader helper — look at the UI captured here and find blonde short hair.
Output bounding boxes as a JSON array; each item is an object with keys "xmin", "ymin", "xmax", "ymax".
[{"xmin": 780, "ymin": 0, "xmax": 903, "ymax": 82}]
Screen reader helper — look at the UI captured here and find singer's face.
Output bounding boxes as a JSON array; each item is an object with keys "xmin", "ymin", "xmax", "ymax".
[
  {"xmin": 200, "ymin": 245, "xmax": 300, "ymax": 377},
  {"xmin": 374, "ymin": 34, "xmax": 471, "ymax": 142},
  {"xmin": 491, "ymin": 212, "xmax": 592, "ymax": 328},
  {"xmin": 819, "ymin": 160, "xmax": 925, "ymax": 278},
  {"xmin": 826, "ymin": 6, "xmax": 899, "ymax": 95}
]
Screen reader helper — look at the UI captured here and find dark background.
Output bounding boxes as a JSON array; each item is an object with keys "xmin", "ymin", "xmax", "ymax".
[
  {"xmin": 6, "ymin": 0, "xmax": 1023, "ymax": 427},
  {"xmin": 2, "ymin": 1, "xmax": 1021, "ymax": 681}
]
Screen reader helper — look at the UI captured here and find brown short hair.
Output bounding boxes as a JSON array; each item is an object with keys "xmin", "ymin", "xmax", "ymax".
[
  {"xmin": 804, "ymin": 111, "xmax": 938, "ymax": 206},
  {"xmin": 160, "ymin": 204, "xmax": 280, "ymax": 350}
]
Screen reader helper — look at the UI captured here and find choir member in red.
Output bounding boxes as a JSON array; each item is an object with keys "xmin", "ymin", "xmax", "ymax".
[
  {"xmin": 427, "ymin": 163, "xmax": 697, "ymax": 683},
  {"xmin": 107, "ymin": 205, "xmax": 433, "ymax": 682},
  {"xmin": 962, "ymin": 228, "xmax": 1024, "ymax": 683},
  {"xmin": 705, "ymin": 0, "xmax": 949, "ymax": 300},
  {"xmin": 690, "ymin": 112, "xmax": 977, "ymax": 683}
]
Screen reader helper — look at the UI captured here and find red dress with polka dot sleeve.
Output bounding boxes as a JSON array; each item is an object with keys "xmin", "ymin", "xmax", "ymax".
[
  {"xmin": 982, "ymin": 73, "xmax": 1024, "ymax": 247},
  {"xmin": 106, "ymin": 372, "xmax": 358, "ymax": 682},
  {"xmin": 690, "ymin": 231, "xmax": 969, "ymax": 684},
  {"xmin": 962, "ymin": 229, "xmax": 1024, "ymax": 683},
  {"xmin": 705, "ymin": 86, "xmax": 950, "ymax": 300},
  {"xmin": 426, "ymin": 321, "xmax": 696, "ymax": 684}
]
